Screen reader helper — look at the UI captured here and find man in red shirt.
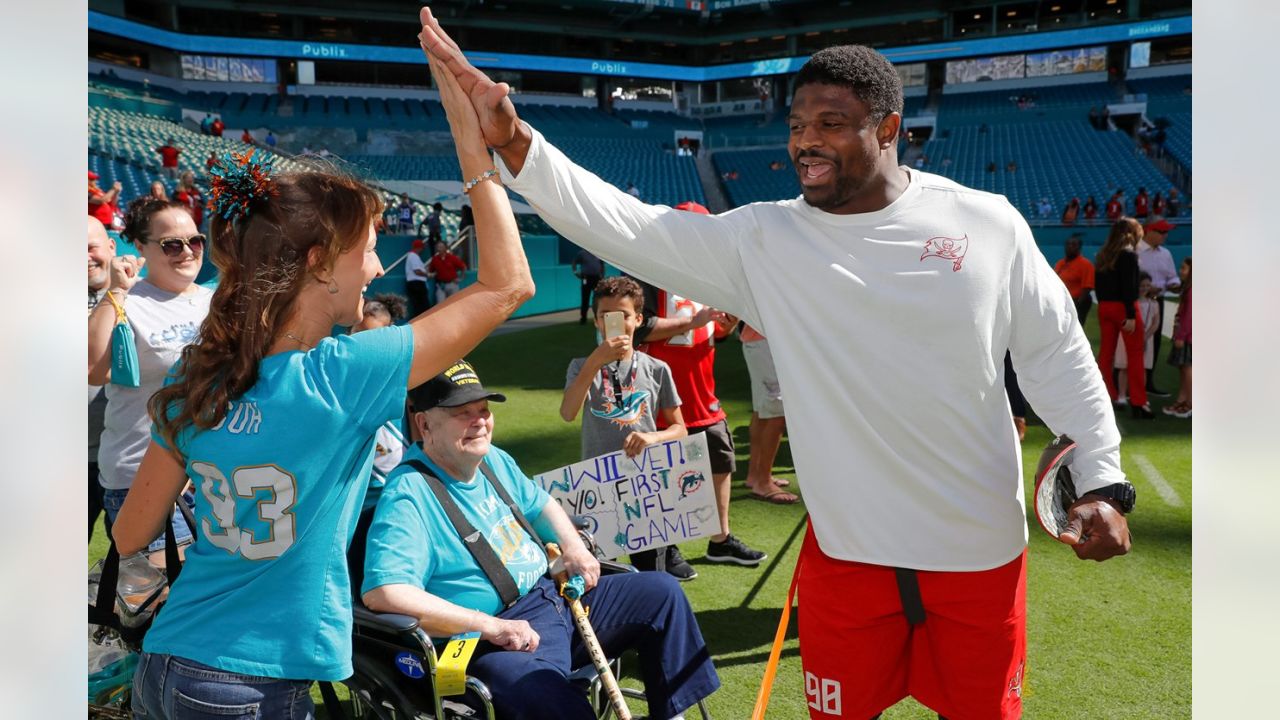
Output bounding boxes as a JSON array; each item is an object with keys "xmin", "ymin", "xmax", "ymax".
[
  {"xmin": 87, "ymin": 171, "xmax": 123, "ymax": 231},
  {"xmin": 633, "ymin": 200, "xmax": 767, "ymax": 570},
  {"xmin": 1133, "ymin": 187, "xmax": 1150, "ymax": 219},
  {"xmin": 155, "ymin": 138, "xmax": 181, "ymax": 180},
  {"xmin": 211, "ymin": 117, "xmax": 224, "ymax": 137},
  {"xmin": 426, "ymin": 241, "xmax": 467, "ymax": 304},
  {"xmin": 1105, "ymin": 189, "xmax": 1124, "ymax": 220},
  {"xmin": 241, "ymin": 129, "xmax": 254, "ymax": 144},
  {"xmin": 1054, "ymin": 235, "xmax": 1095, "ymax": 325}
]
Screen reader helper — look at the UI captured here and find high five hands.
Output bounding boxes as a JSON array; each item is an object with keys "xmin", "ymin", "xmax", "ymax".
[{"xmin": 418, "ymin": 6, "xmax": 523, "ymax": 152}]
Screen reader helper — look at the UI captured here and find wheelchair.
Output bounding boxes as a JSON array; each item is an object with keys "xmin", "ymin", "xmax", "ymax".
[{"xmin": 334, "ymin": 514, "xmax": 713, "ymax": 720}]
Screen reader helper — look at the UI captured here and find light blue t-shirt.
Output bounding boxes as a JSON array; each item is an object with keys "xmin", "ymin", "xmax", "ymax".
[
  {"xmin": 362, "ymin": 444, "xmax": 551, "ymax": 617},
  {"xmin": 144, "ymin": 324, "xmax": 413, "ymax": 681}
]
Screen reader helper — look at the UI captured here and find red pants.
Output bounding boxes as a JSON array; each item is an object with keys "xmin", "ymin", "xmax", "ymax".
[
  {"xmin": 1096, "ymin": 300, "xmax": 1147, "ymax": 407},
  {"xmin": 797, "ymin": 526, "xmax": 1027, "ymax": 719}
]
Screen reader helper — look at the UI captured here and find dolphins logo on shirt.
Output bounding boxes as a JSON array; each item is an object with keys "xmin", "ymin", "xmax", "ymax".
[
  {"xmin": 589, "ymin": 390, "xmax": 651, "ymax": 427},
  {"xmin": 920, "ymin": 234, "xmax": 970, "ymax": 272}
]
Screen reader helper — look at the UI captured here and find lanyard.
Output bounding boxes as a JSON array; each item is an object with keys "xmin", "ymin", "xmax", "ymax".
[{"xmin": 603, "ymin": 355, "xmax": 637, "ymax": 410}]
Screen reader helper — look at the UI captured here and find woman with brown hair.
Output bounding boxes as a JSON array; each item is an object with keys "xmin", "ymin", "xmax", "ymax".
[
  {"xmin": 1094, "ymin": 217, "xmax": 1153, "ymax": 418},
  {"xmin": 88, "ymin": 195, "xmax": 212, "ymax": 553},
  {"xmin": 114, "ymin": 49, "xmax": 533, "ymax": 718}
]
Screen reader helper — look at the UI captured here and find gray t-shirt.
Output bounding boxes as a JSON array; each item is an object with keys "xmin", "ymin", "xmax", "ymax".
[
  {"xmin": 98, "ymin": 280, "xmax": 212, "ymax": 490},
  {"xmin": 566, "ymin": 351, "xmax": 680, "ymax": 461}
]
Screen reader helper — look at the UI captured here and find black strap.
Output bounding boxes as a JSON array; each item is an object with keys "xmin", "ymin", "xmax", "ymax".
[
  {"xmin": 893, "ymin": 568, "xmax": 927, "ymax": 626},
  {"xmin": 89, "ymin": 500, "xmax": 189, "ymax": 646},
  {"xmin": 89, "ymin": 543, "xmax": 121, "ymax": 629},
  {"xmin": 478, "ymin": 461, "xmax": 544, "ymax": 548},
  {"xmin": 163, "ymin": 514, "xmax": 182, "ymax": 586},
  {"xmin": 177, "ymin": 495, "xmax": 198, "ymax": 539},
  {"xmin": 404, "ymin": 459, "xmax": 523, "ymax": 609},
  {"xmin": 317, "ymin": 681, "xmax": 345, "ymax": 719}
]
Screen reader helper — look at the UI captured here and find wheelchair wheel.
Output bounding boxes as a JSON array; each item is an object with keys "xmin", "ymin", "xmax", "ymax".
[{"xmin": 343, "ymin": 652, "xmax": 428, "ymax": 720}]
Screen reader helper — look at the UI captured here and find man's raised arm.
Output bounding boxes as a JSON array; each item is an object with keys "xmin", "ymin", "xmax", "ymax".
[{"xmin": 418, "ymin": 5, "xmax": 761, "ymax": 326}]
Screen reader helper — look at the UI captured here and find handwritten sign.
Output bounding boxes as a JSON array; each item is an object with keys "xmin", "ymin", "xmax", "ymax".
[{"xmin": 533, "ymin": 435, "xmax": 717, "ymax": 560}]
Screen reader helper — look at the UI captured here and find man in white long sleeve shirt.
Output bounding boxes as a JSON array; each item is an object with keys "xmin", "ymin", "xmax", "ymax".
[{"xmin": 420, "ymin": 11, "xmax": 1132, "ymax": 719}]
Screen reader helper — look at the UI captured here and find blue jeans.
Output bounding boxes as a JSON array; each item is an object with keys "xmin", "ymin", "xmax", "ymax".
[
  {"xmin": 468, "ymin": 573, "xmax": 720, "ymax": 720},
  {"xmin": 101, "ymin": 484, "xmax": 194, "ymax": 554},
  {"xmin": 132, "ymin": 652, "xmax": 314, "ymax": 719}
]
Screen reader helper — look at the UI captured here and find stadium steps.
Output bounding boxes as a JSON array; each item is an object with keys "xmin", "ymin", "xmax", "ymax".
[{"xmin": 695, "ymin": 153, "xmax": 731, "ymax": 214}]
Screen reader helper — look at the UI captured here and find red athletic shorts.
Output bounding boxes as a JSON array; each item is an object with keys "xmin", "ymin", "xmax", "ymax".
[{"xmin": 797, "ymin": 524, "xmax": 1027, "ymax": 719}]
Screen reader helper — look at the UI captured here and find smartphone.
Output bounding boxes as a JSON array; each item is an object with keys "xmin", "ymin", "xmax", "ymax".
[{"xmin": 603, "ymin": 311, "xmax": 627, "ymax": 339}]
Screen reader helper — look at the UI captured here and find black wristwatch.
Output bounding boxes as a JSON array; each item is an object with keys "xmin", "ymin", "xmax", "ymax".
[{"xmin": 1084, "ymin": 483, "xmax": 1137, "ymax": 514}]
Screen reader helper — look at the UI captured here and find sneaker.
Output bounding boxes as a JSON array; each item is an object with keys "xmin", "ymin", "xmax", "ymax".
[
  {"xmin": 1172, "ymin": 405, "xmax": 1192, "ymax": 419},
  {"xmin": 1161, "ymin": 402, "xmax": 1185, "ymax": 416},
  {"xmin": 665, "ymin": 546, "xmax": 698, "ymax": 582},
  {"xmin": 705, "ymin": 534, "xmax": 766, "ymax": 567}
]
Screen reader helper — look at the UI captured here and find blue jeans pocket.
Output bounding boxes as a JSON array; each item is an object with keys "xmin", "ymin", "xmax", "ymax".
[{"xmin": 171, "ymin": 688, "xmax": 259, "ymax": 718}]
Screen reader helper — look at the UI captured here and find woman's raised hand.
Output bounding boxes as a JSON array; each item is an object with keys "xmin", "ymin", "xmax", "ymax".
[
  {"xmin": 423, "ymin": 48, "xmax": 485, "ymax": 159},
  {"xmin": 418, "ymin": 6, "xmax": 520, "ymax": 150}
]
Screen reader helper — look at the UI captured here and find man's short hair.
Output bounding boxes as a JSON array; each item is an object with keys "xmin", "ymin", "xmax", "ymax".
[
  {"xmin": 593, "ymin": 276, "xmax": 644, "ymax": 313},
  {"xmin": 794, "ymin": 45, "xmax": 904, "ymax": 123}
]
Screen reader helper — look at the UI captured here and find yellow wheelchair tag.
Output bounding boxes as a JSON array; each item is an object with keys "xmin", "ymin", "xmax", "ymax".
[{"xmin": 436, "ymin": 632, "xmax": 481, "ymax": 696}]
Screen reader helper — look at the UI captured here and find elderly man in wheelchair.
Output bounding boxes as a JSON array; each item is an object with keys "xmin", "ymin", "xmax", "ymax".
[{"xmin": 352, "ymin": 362, "xmax": 720, "ymax": 720}]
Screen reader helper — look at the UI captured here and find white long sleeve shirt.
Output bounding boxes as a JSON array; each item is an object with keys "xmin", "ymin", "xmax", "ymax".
[
  {"xmin": 499, "ymin": 125, "xmax": 1125, "ymax": 571},
  {"xmin": 1136, "ymin": 240, "xmax": 1180, "ymax": 292}
]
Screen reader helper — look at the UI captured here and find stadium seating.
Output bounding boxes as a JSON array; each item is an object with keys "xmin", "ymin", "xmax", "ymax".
[
  {"xmin": 1160, "ymin": 113, "xmax": 1192, "ymax": 171},
  {"xmin": 1127, "ymin": 75, "xmax": 1191, "ymax": 171},
  {"xmin": 87, "ymin": 106, "xmax": 459, "ymax": 236},
  {"xmin": 1127, "ymin": 74, "xmax": 1192, "ymax": 116},
  {"xmin": 938, "ymin": 82, "xmax": 1116, "ymax": 126},
  {"xmin": 350, "ymin": 138, "xmax": 704, "ymax": 208},
  {"xmin": 921, "ymin": 121, "xmax": 1175, "ymax": 217},
  {"xmin": 712, "ymin": 148, "xmax": 796, "ymax": 207}
]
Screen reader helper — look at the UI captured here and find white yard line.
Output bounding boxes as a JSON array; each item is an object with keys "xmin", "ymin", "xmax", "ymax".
[{"xmin": 1131, "ymin": 453, "xmax": 1184, "ymax": 507}]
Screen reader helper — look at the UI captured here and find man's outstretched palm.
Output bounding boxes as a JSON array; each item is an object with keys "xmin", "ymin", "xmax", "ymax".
[{"xmin": 418, "ymin": 6, "xmax": 520, "ymax": 149}]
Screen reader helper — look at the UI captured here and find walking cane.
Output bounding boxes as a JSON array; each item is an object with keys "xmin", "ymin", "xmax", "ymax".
[{"xmin": 546, "ymin": 543, "xmax": 632, "ymax": 720}]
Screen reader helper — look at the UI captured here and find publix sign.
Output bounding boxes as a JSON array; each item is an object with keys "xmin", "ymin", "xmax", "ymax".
[{"xmin": 301, "ymin": 43, "xmax": 349, "ymax": 58}]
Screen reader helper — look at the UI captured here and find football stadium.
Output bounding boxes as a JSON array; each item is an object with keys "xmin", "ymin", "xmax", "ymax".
[{"xmin": 86, "ymin": 1, "xmax": 1192, "ymax": 717}]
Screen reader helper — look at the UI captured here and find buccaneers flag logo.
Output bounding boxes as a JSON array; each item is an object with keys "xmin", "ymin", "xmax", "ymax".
[{"xmin": 920, "ymin": 234, "xmax": 970, "ymax": 272}]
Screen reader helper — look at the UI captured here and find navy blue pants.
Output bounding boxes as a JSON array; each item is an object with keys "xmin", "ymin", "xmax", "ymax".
[{"xmin": 468, "ymin": 573, "xmax": 719, "ymax": 720}]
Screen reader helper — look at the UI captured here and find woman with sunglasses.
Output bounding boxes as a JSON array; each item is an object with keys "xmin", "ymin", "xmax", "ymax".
[
  {"xmin": 88, "ymin": 196, "xmax": 212, "ymax": 553},
  {"xmin": 113, "ymin": 45, "xmax": 533, "ymax": 718}
]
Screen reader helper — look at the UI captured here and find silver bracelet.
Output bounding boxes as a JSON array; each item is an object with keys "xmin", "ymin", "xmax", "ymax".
[{"xmin": 462, "ymin": 168, "xmax": 499, "ymax": 194}]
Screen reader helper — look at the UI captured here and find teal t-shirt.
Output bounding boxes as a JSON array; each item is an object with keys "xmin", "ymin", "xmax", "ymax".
[
  {"xmin": 144, "ymin": 324, "xmax": 413, "ymax": 681},
  {"xmin": 362, "ymin": 444, "xmax": 551, "ymax": 617}
]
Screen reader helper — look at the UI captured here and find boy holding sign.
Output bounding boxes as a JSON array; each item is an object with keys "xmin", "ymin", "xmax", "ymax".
[{"xmin": 560, "ymin": 276, "xmax": 695, "ymax": 580}]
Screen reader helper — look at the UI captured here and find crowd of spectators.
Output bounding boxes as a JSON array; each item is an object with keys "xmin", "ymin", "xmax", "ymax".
[{"xmin": 1051, "ymin": 217, "xmax": 1192, "ymax": 421}]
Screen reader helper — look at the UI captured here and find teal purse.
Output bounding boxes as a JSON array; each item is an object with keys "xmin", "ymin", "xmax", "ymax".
[{"xmin": 105, "ymin": 292, "xmax": 141, "ymax": 388}]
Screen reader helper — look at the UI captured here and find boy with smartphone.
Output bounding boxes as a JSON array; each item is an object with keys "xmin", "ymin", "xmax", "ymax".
[{"xmin": 559, "ymin": 276, "xmax": 696, "ymax": 580}]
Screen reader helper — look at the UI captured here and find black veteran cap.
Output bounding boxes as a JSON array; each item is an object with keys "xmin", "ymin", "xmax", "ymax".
[{"xmin": 409, "ymin": 360, "xmax": 507, "ymax": 411}]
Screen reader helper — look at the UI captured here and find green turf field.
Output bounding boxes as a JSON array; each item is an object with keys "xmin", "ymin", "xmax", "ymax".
[{"xmin": 89, "ymin": 311, "xmax": 1191, "ymax": 719}]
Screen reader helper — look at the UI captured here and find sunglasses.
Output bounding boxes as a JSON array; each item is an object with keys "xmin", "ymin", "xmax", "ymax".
[{"xmin": 155, "ymin": 234, "xmax": 206, "ymax": 258}]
